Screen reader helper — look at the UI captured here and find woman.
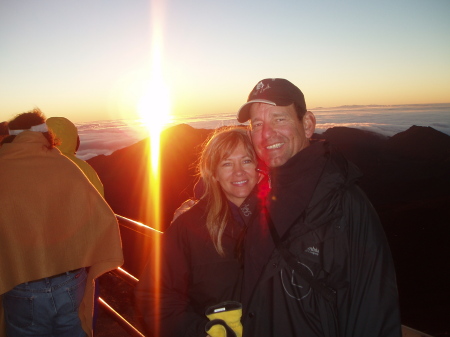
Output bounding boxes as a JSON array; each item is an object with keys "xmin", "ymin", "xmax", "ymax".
[{"xmin": 134, "ymin": 126, "xmax": 263, "ymax": 337}]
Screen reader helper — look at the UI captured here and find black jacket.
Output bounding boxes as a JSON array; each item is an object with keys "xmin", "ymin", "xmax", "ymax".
[
  {"xmin": 134, "ymin": 196, "xmax": 257, "ymax": 337},
  {"xmin": 242, "ymin": 141, "xmax": 402, "ymax": 337}
]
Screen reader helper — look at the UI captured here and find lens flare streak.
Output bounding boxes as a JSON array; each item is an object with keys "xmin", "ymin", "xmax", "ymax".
[{"xmin": 136, "ymin": 1, "xmax": 171, "ymax": 335}]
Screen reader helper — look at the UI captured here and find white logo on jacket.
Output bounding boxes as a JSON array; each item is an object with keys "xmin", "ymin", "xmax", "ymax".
[{"xmin": 305, "ymin": 246, "xmax": 319, "ymax": 256}]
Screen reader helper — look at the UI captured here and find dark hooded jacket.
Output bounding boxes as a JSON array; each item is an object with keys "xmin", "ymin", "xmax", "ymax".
[
  {"xmin": 135, "ymin": 193, "xmax": 260, "ymax": 337},
  {"xmin": 242, "ymin": 141, "xmax": 401, "ymax": 337}
]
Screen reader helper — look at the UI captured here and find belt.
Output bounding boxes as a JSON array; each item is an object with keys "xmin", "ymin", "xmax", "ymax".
[
  {"xmin": 49, "ymin": 268, "xmax": 83, "ymax": 279},
  {"xmin": 28, "ymin": 268, "xmax": 84, "ymax": 283}
]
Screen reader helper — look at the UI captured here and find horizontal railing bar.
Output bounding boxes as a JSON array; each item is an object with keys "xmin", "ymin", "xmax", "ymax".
[
  {"xmin": 401, "ymin": 325, "xmax": 434, "ymax": 337},
  {"xmin": 110, "ymin": 267, "xmax": 139, "ymax": 287},
  {"xmin": 116, "ymin": 214, "xmax": 163, "ymax": 237},
  {"xmin": 98, "ymin": 297, "xmax": 145, "ymax": 337}
]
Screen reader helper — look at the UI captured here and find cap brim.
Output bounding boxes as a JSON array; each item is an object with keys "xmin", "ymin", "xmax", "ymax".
[{"xmin": 236, "ymin": 99, "xmax": 276, "ymax": 123}]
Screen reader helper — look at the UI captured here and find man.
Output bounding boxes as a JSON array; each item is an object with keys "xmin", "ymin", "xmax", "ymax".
[{"xmin": 236, "ymin": 78, "xmax": 401, "ymax": 337}]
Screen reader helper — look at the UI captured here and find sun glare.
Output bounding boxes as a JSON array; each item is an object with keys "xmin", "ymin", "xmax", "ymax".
[
  {"xmin": 138, "ymin": 73, "xmax": 172, "ymax": 169},
  {"xmin": 137, "ymin": 50, "xmax": 170, "ymax": 337},
  {"xmin": 135, "ymin": 2, "xmax": 172, "ymax": 335}
]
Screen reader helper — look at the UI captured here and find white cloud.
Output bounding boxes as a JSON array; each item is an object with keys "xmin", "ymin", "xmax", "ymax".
[{"xmin": 75, "ymin": 104, "xmax": 450, "ymax": 160}]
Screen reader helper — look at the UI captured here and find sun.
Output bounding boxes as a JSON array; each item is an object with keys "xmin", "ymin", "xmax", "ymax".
[
  {"xmin": 137, "ymin": 72, "xmax": 172, "ymax": 168},
  {"xmin": 136, "ymin": 43, "xmax": 172, "ymax": 234}
]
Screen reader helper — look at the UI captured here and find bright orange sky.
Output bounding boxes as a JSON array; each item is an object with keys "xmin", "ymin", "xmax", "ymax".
[{"xmin": 1, "ymin": 0, "xmax": 449, "ymax": 123}]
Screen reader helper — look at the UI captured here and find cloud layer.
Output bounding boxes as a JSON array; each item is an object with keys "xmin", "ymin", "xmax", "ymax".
[{"xmin": 76, "ymin": 103, "xmax": 450, "ymax": 160}]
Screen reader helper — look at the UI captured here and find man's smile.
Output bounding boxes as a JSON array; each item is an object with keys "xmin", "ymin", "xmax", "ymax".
[{"xmin": 266, "ymin": 142, "xmax": 284, "ymax": 150}]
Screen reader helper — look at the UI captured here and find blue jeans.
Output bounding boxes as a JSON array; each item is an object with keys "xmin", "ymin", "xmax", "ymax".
[{"xmin": 2, "ymin": 268, "xmax": 88, "ymax": 337}]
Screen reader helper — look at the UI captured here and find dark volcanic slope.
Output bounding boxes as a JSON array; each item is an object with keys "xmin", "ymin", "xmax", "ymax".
[{"xmin": 88, "ymin": 124, "xmax": 212, "ymax": 229}]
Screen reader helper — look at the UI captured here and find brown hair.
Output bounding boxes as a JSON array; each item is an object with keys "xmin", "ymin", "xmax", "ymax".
[
  {"xmin": 198, "ymin": 126, "xmax": 257, "ymax": 256},
  {"xmin": 8, "ymin": 108, "xmax": 57, "ymax": 148},
  {"xmin": 294, "ymin": 102, "xmax": 307, "ymax": 122}
]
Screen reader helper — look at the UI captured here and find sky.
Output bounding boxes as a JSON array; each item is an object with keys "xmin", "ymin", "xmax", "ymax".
[{"xmin": 1, "ymin": 0, "xmax": 449, "ymax": 124}]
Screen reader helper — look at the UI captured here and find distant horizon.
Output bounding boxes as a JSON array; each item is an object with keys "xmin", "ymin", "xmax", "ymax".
[
  {"xmin": 312, "ymin": 102, "xmax": 450, "ymax": 109},
  {"xmin": 72, "ymin": 102, "xmax": 450, "ymax": 124},
  {"xmin": 75, "ymin": 103, "xmax": 450, "ymax": 161},
  {"xmin": 3, "ymin": 102, "xmax": 450, "ymax": 125}
]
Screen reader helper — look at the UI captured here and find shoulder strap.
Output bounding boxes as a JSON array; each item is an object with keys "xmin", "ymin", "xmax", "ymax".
[{"xmin": 266, "ymin": 210, "xmax": 337, "ymax": 304}]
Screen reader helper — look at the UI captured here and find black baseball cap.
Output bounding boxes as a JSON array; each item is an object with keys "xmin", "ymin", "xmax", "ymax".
[{"xmin": 237, "ymin": 78, "xmax": 307, "ymax": 123}]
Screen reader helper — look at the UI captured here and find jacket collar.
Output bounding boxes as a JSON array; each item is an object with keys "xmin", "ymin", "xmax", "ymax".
[
  {"xmin": 0, "ymin": 131, "xmax": 54, "ymax": 158},
  {"xmin": 267, "ymin": 141, "xmax": 329, "ymax": 238}
]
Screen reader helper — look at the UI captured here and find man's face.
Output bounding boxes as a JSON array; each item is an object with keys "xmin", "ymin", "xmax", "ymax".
[{"xmin": 249, "ymin": 103, "xmax": 316, "ymax": 168}]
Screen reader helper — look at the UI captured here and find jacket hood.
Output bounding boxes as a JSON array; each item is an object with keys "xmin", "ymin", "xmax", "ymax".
[{"xmin": 46, "ymin": 117, "xmax": 78, "ymax": 155}]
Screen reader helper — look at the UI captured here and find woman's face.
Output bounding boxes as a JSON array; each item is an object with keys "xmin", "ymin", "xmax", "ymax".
[{"xmin": 214, "ymin": 142, "xmax": 259, "ymax": 207}]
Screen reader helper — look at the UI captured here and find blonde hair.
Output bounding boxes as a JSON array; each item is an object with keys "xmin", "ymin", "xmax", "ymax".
[{"xmin": 199, "ymin": 126, "xmax": 257, "ymax": 256}]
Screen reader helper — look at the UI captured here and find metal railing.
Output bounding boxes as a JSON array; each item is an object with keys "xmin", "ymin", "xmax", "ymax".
[
  {"xmin": 98, "ymin": 297, "xmax": 144, "ymax": 337},
  {"xmin": 98, "ymin": 215, "xmax": 162, "ymax": 337}
]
